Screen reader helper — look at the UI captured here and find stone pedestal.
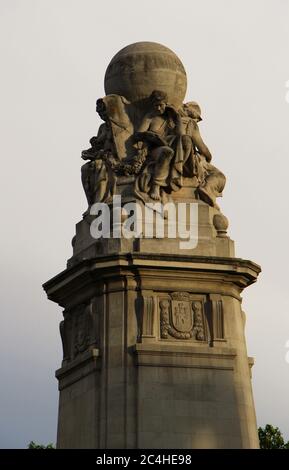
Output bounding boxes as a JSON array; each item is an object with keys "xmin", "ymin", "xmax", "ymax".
[{"xmin": 44, "ymin": 235, "xmax": 260, "ymax": 447}]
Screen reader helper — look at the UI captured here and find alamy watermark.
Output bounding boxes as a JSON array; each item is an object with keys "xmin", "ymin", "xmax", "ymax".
[{"xmin": 89, "ymin": 196, "xmax": 198, "ymax": 250}]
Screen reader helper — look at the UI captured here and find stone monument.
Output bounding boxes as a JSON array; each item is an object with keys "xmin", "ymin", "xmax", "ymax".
[{"xmin": 43, "ymin": 42, "xmax": 261, "ymax": 449}]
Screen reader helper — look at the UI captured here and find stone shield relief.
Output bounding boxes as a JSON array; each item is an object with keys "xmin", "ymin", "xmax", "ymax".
[{"xmin": 159, "ymin": 292, "xmax": 206, "ymax": 341}]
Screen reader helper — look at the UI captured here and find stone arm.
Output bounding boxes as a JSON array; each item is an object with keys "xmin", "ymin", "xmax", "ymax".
[
  {"xmin": 189, "ymin": 120, "xmax": 212, "ymax": 162},
  {"xmin": 174, "ymin": 113, "xmax": 184, "ymax": 137},
  {"xmin": 165, "ymin": 105, "xmax": 184, "ymax": 137},
  {"xmin": 90, "ymin": 123, "xmax": 107, "ymax": 149},
  {"xmin": 82, "ymin": 123, "xmax": 110, "ymax": 161}
]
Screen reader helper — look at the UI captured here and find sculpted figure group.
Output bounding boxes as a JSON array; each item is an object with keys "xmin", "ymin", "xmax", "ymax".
[{"xmin": 81, "ymin": 90, "xmax": 225, "ymax": 209}]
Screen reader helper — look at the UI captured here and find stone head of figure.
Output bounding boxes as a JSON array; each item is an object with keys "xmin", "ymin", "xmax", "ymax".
[
  {"xmin": 150, "ymin": 90, "xmax": 168, "ymax": 116},
  {"xmin": 96, "ymin": 98, "xmax": 108, "ymax": 121},
  {"xmin": 183, "ymin": 102, "xmax": 202, "ymax": 122}
]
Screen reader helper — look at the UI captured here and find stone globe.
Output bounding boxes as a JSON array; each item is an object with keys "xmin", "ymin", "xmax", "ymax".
[{"xmin": 104, "ymin": 42, "xmax": 187, "ymax": 108}]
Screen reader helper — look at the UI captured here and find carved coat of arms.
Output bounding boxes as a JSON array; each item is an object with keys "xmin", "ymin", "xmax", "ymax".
[
  {"xmin": 171, "ymin": 300, "xmax": 193, "ymax": 332},
  {"xmin": 160, "ymin": 292, "xmax": 205, "ymax": 341}
]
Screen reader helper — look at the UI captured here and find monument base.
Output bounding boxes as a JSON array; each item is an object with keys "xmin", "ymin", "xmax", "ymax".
[{"xmin": 44, "ymin": 252, "xmax": 260, "ymax": 449}]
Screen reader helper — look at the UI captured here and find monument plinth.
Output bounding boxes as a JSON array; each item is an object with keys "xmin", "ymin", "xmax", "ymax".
[{"xmin": 43, "ymin": 42, "xmax": 260, "ymax": 449}]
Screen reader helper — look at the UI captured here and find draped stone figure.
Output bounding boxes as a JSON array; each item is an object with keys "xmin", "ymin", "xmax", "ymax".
[
  {"xmin": 134, "ymin": 90, "xmax": 182, "ymax": 203},
  {"xmin": 178, "ymin": 101, "xmax": 226, "ymax": 208},
  {"xmin": 133, "ymin": 92, "xmax": 225, "ymax": 207},
  {"xmin": 81, "ymin": 95, "xmax": 134, "ymax": 205},
  {"xmin": 81, "ymin": 87, "xmax": 226, "ymax": 210}
]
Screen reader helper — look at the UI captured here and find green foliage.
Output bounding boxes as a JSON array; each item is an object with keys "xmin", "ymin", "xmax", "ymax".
[
  {"xmin": 28, "ymin": 441, "xmax": 55, "ymax": 449},
  {"xmin": 258, "ymin": 425, "xmax": 289, "ymax": 449}
]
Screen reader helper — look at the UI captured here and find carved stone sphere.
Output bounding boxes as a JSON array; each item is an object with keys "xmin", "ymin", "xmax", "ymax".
[
  {"xmin": 104, "ymin": 42, "xmax": 187, "ymax": 108},
  {"xmin": 213, "ymin": 213, "xmax": 229, "ymax": 237}
]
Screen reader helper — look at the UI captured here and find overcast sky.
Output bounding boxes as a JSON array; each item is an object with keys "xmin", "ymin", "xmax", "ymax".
[{"xmin": 0, "ymin": 0, "xmax": 289, "ymax": 448}]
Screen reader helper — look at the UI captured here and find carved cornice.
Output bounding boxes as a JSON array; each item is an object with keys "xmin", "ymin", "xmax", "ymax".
[{"xmin": 43, "ymin": 253, "xmax": 261, "ymax": 308}]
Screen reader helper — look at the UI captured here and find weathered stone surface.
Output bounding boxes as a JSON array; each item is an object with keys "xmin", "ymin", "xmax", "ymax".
[
  {"xmin": 43, "ymin": 42, "xmax": 261, "ymax": 449},
  {"xmin": 104, "ymin": 42, "xmax": 187, "ymax": 107},
  {"xmin": 44, "ymin": 253, "xmax": 260, "ymax": 448}
]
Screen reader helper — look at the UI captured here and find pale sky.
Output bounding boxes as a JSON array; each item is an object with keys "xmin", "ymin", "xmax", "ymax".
[{"xmin": 0, "ymin": 0, "xmax": 289, "ymax": 448}]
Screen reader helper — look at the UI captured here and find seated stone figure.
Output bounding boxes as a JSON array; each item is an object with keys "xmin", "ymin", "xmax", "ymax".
[
  {"xmin": 179, "ymin": 102, "xmax": 226, "ymax": 208},
  {"xmin": 81, "ymin": 98, "xmax": 116, "ymax": 205},
  {"xmin": 134, "ymin": 90, "xmax": 184, "ymax": 202},
  {"xmin": 134, "ymin": 91, "xmax": 225, "ymax": 208},
  {"xmin": 81, "ymin": 95, "xmax": 134, "ymax": 206}
]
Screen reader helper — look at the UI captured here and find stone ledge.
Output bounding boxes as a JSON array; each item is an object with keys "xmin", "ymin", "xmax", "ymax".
[
  {"xmin": 134, "ymin": 343, "xmax": 237, "ymax": 370},
  {"xmin": 44, "ymin": 253, "xmax": 261, "ymax": 286},
  {"xmin": 56, "ymin": 348, "xmax": 100, "ymax": 390},
  {"xmin": 43, "ymin": 253, "xmax": 261, "ymax": 308}
]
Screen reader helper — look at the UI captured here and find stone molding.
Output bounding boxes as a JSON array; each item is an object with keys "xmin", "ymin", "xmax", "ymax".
[
  {"xmin": 56, "ymin": 348, "xmax": 100, "ymax": 390},
  {"xmin": 134, "ymin": 343, "xmax": 236, "ymax": 369}
]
